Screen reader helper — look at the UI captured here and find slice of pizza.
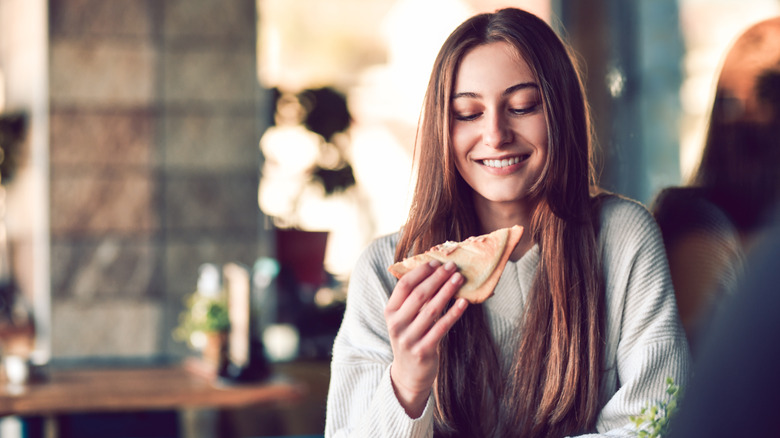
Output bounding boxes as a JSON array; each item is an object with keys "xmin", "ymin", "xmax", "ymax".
[{"xmin": 388, "ymin": 225, "xmax": 524, "ymax": 304}]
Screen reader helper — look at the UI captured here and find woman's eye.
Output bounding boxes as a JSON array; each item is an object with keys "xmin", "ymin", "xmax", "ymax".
[
  {"xmin": 454, "ymin": 112, "xmax": 481, "ymax": 121},
  {"xmin": 511, "ymin": 103, "xmax": 540, "ymax": 115}
]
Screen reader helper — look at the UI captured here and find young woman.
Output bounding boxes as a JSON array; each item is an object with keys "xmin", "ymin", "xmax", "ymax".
[{"xmin": 326, "ymin": 8, "xmax": 690, "ymax": 437}]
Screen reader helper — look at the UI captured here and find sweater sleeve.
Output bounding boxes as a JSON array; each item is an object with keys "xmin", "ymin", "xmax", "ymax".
[
  {"xmin": 324, "ymin": 234, "xmax": 436, "ymax": 438},
  {"xmin": 572, "ymin": 197, "xmax": 693, "ymax": 437}
]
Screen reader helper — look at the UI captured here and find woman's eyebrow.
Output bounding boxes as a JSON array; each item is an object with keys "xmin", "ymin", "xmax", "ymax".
[
  {"xmin": 503, "ymin": 82, "xmax": 538, "ymax": 96},
  {"xmin": 451, "ymin": 82, "xmax": 539, "ymax": 100},
  {"xmin": 452, "ymin": 91, "xmax": 480, "ymax": 99}
]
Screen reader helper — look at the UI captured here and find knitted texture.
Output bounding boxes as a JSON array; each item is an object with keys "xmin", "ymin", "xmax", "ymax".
[{"xmin": 325, "ymin": 196, "xmax": 692, "ymax": 438}]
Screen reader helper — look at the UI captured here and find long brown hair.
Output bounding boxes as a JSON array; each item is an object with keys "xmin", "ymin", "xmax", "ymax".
[{"xmin": 394, "ymin": 8, "xmax": 604, "ymax": 437}]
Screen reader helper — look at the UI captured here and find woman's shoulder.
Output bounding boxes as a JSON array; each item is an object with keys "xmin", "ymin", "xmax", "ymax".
[
  {"xmin": 597, "ymin": 193, "xmax": 656, "ymax": 227},
  {"xmin": 353, "ymin": 231, "xmax": 401, "ymax": 275},
  {"xmin": 594, "ymin": 193, "xmax": 665, "ymax": 255},
  {"xmin": 344, "ymin": 231, "xmax": 403, "ymax": 302},
  {"xmin": 365, "ymin": 230, "xmax": 401, "ymax": 250}
]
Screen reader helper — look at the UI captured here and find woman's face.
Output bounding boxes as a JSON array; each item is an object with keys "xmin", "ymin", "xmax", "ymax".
[{"xmin": 450, "ymin": 41, "xmax": 548, "ymax": 208}]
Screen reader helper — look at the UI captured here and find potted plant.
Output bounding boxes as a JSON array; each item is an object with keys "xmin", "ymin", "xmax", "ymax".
[{"xmin": 173, "ymin": 264, "xmax": 230, "ymax": 375}]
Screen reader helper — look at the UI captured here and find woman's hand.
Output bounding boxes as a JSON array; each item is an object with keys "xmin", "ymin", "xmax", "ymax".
[{"xmin": 384, "ymin": 260, "xmax": 469, "ymax": 418}]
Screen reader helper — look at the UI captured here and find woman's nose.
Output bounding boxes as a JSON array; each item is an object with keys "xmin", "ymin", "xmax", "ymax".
[{"xmin": 483, "ymin": 112, "xmax": 512, "ymax": 148}]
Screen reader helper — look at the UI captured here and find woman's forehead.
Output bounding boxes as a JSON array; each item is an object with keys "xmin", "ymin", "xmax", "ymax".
[{"xmin": 454, "ymin": 42, "xmax": 536, "ymax": 92}]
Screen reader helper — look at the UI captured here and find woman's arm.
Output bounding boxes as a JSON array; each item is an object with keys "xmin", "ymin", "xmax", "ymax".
[
  {"xmin": 386, "ymin": 260, "xmax": 467, "ymax": 418},
  {"xmin": 324, "ymin": 234, "xmax": 466, "ymax": 438},
  {"xmin": 572, "ymin": 198, "xmax": 693, "ymax": 437}
]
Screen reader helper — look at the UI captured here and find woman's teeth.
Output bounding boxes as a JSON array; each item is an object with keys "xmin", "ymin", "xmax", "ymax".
[{"xmin": 482, "ymin": 155, "xmax": 526, "ymax": 168}]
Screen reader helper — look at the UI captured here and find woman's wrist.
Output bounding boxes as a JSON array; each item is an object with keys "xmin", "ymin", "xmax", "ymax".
[{"xmin": 390, "ymin": 365, "xmax": 431, "ymax": 418}]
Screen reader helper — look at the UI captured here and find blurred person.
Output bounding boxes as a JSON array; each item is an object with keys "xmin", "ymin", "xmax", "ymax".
[
  {"xmin": 652, "ymin": 17, "xmax": 780, "ymax": 353},
  {"xmin": 666, "ymin": 209, "xmax": 780, "ymax": 438},
  {"xmin": 326, "ymin": 8, "xmax": 690, "ymax": 438}
]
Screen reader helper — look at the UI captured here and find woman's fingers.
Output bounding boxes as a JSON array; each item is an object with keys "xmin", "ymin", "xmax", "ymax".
[
  {"xmin": 402, "ymin": 261, "xmax": 458, "ymax": 310},
  {"xmin": 392, "ymin": 262, "xmax": 458, "ymax": 329},
  {"xmin": 420, "ymin": 298, "xmax": 469, "ymax": 350},
  {"xmin": 403, "ymin": 270, "xmax": 464, "ymax": 341},
  {"xmin": 385, "ymin": 260, "xmax": 440, "ymax": 314},
  {"xmin": 384, "ymin": 261, "xmax": 469, "ymax": 412}
]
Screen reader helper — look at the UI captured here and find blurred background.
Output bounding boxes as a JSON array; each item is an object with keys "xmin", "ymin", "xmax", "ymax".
[{"xmin": 0, "ymin": 0, "xmax": 778, "ymax": 436}]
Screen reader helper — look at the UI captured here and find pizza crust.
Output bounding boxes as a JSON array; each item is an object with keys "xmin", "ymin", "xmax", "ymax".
[{"xmin": 388, "ymin": 225, "xmax": 524, "ymax": 303}]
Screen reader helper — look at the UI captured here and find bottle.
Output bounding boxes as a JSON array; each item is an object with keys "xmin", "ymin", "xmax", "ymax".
[{"xmin": 219, "ymin": 262, "xmax": 269, "ymax": 383}]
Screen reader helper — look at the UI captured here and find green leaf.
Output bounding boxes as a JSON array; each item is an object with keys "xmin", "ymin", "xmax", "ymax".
[{"xmin": 632, "ymin": 376, "xmax": 683, "ymax": 437}]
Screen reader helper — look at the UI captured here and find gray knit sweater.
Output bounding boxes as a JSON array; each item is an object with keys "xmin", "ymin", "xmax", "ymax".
[{"xmin": 325, "ymin": 196, "xmax": 692, "ymax": 437}]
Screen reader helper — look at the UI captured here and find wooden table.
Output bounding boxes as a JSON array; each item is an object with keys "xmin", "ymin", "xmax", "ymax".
[{"xmin": 0, "ymin": 362, "xmax": 307, "ymax": 437}]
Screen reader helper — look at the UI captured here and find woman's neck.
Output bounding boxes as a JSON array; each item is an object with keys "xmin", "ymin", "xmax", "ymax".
[{"xmin": 474, "ymin": 196, "xmax": 535, "ymax": 261}]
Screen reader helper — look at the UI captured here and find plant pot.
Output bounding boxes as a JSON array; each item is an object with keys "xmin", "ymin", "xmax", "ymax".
[{"xmin": 201, "ymin": 331, "xmax": 229, "ymax": 376}]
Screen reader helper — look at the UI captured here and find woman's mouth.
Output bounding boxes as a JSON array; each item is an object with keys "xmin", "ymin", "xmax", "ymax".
[{"xmin": 481, "ymin": 154, "xmax": 529, "ymax": 168}]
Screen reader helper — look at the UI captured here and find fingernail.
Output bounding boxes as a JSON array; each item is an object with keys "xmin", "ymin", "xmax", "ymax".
[
  {"xmin": 443, "ymin": 261, "xmax": 456, "ymax": 271},
  {"xmin": 429, "ymin": 260, "xmax": 441, "ymax": 268},
  {"xmin": 450, "ymin": 272, "xmax": 463, "ymax": 284},
  {"xmin": 457, "ymin": 298, "xmax": 468, "ymax": 309}
]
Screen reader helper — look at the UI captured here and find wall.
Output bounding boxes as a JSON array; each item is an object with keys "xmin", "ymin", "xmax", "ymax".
[{"xmin": 47, "ymin": 0, "xmax": 269, "ymax": 360}]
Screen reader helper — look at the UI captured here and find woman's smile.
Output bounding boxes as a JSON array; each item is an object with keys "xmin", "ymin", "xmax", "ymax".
[{"xmin": 479, "ymin": 154, "xmax": 530, "ymax": 170}]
